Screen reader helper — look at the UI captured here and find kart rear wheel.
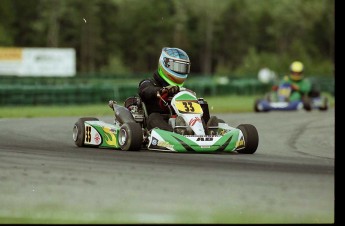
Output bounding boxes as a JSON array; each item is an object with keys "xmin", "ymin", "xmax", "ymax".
[
  {"xmin": 73, "ymin": 117, "xmax": 99, "ymax": 147},
  {"xmin": 118, "ymin": 122, "xmax": 143, "ymax": 151},
  {"xmin": 237, "ymin": 124, "xmax": 259, "ymax": 154}
]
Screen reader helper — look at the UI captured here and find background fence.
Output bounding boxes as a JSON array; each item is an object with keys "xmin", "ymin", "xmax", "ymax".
[{"xmin": 0, "ymin": 74, "xmax": 334, "ymax": 106}]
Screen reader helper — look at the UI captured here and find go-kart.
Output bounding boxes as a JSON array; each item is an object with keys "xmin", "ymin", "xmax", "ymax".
[
  {"xmin": 73, "ymin": 88, "xmax": 259, "ymax": 153},
  {"xmin": 254, "ymin": 82, "xmax": 329, "ymax": 112}
]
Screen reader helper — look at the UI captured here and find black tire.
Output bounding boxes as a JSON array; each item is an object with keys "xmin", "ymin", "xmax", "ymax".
[
  {"xmin": 254, "ymin": 99, "xmax": 269, "ymax": 112},
  {"xmin": 118, "ymin": 122, "xmax": 143, "ymax": 151},
  {"xmin": 206, "ymin": 116, "xmax": 220, "ymax": 135},
  {"xmin": 302, "ymin": 96, "xmax": 312, "ymax": 111},
  {"xmin": 236, "ymin": 124, "xmax": 259, "ymax": 154},
  {"xmin": 254, "ymin": 99, "xmax": 261, "ymax": 112},
  {"xmin": 73, "ymin": 117, "xmax": 99, "ymax": 147},
  {"xmin": 319, "ymin": 97, "xmax": 329, "ymax": 111}
]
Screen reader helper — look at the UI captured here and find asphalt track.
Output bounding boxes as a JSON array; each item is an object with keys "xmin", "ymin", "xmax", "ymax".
[{"xmin": 0, "ymin": 108, "xmax": 335, "ymax": 223}]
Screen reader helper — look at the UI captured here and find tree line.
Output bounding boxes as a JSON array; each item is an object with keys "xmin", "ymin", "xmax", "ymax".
[{"xmin": 0, "ymin": 0, "xmax": 335, "ymax": 77}]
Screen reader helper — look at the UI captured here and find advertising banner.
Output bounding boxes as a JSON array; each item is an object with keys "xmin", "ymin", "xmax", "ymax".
[{"xmin": 0, "ymin": 47, "xmax": 76, "ymax": 76}]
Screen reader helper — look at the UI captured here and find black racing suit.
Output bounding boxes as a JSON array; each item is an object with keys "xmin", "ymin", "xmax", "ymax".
[{"xmin": 138, "ymin": 71, "xmax": 174, "ymax": 131}]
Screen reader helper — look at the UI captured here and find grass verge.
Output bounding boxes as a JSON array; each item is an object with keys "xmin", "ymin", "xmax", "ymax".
[{"xmin": 0, "ymin": 94, "xmax": 334, "ymax": 118}]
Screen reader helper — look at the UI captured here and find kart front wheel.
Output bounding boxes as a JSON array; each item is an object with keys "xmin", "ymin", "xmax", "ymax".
[
  {"xmin": 237, "ymin": 124, "xmax": 259, "ymax": 154},
  {"xmin": 118, "ymin": 122, "xmax": 143, "ymax": 151},
  {"xmin": 319, "ymin": 97, "xmax": 329, "ymax": 111},
  {"xmin": 302, "ymin": 97, "xmax": 312, "ymax": 111},
  {"xmin": 254, "ymin": 99, "xmax": 269, "ymax": 112},
  {"xmin": 254, "ymin": 99, "xmax": 261, "ymax": 112},
  {"xmin": 73, "ymin": 117, "xmax": 99, "ymax": 147}
]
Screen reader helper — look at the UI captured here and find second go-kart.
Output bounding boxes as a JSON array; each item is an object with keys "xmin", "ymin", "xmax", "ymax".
[
  {"xmin": 73, "ymin": 88, "xmax": 259, "ymax": 154},
  {"xmin": 254, "ymin": 82, "xmax": 329, "ymax": 112}
]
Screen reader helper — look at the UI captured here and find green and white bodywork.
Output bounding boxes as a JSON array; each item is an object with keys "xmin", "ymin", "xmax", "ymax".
[
  {"xmin": 73, "ymin": 90, "xmax": 258, "ymax": 154},
  {"xmin": 80, "ymin": 120, "xmax": 120, "ymax": 148},
  {"xmin": 148, "ymin": 127, "xmax": 245, "ymax": 152}
]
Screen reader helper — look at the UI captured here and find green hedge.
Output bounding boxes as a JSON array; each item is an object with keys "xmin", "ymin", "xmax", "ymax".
[
  {"xmin": 0, "ymin": 85, "xmax": 135, "ymax": 106},
  {"xmin": 0, "ymin": 76, "xmax": 334, "ymax": 106}
]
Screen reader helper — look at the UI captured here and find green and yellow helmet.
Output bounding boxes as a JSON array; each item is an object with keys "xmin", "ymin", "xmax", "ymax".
[
  {"xmin": 158, "ymin": 47, "xmax": 191, "ymax": 87},
  {"xmin": 289, "ymin": 61, "xmax": 304, "ymax": 81}
]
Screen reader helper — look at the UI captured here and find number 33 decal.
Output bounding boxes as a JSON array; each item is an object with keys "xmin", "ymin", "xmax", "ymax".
[
  {"xmin": 182, "ymin": 101, "xmax": 195, "ymax": 112},
  {"xmin": 85, "ymin": 126, "xmax": 91, "ymax": 142}
]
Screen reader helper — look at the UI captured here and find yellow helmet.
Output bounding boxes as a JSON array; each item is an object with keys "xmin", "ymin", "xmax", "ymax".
[{"xmin": 289, "ymin": 61, "xmax": 304, "ymax": 81}]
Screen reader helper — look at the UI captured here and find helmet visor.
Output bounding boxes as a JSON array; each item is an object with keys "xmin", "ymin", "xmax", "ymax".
[{"xmin": 163, "ymin": 57, "xmax": 190, "ymax": 74}]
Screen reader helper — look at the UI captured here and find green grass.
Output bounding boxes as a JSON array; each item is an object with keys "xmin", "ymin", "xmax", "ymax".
[
  {"xmin": 0, "ymin": 94, "xmax": 334, "ymax": 118},
  {"xmin": 0, "ymin": 209, "xmax": 333, "ymax": 224}
]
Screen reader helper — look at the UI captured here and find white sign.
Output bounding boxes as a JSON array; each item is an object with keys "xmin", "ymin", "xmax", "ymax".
[{"xmin": 0, "ymin": 47, "xmax": 76, "ymax": 76}]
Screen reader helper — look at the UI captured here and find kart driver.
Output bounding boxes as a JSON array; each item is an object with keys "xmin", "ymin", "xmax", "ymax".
[
  {"xmin": 273, "ymin": 61, "xmax": 312, "ymax": 102},
  {"xmin": 138, "ymin": 47, "xmax": 220, "ymax": 133}
]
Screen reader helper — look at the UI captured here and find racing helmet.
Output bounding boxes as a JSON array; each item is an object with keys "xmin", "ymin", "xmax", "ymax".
[
  {"xmin": 158, "ymin": 47, "xmax": 190, "ymax": 87},
  {"xmin": 289, "ymin": 61, "xmax": 304, "ymax": 81}
]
